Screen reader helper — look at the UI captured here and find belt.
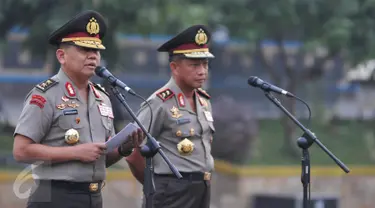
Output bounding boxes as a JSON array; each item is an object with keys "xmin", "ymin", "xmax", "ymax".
[
  {"xmin": 155, "ymin": 172, "xmax": 211, "ymax": 181},
  {"xmin": 37, "ymin": 180, "xmax": 104, "ymax": 193}
]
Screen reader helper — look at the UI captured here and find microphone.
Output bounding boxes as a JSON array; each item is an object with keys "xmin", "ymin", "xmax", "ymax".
[
  {"xmin": 95, "ymin": 66, "xmax": 136, "ymax": 96},
  {"xmin": 248, "ymin": 76, "xmax": 295, "ymax": 97}
]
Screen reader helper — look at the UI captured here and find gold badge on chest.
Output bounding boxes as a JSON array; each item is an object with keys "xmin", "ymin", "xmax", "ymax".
[
  {"xmin": 57, "ymin": 97, "xmax": 79, "ymax": 110},
  {"xmin": 177, "ymin": 138, "xmax": 194, "ymax": 155},
  {"xmin": 65, "ymin": 128, "xmax": 80, "ymax": 145},
  {"xmin": 170, "ymin": 106, "xmax": 182, "ymax": 119}
]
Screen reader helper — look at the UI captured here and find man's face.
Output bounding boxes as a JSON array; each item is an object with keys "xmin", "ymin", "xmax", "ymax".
[
  {"xmin": 56, "ymin": 45, "xmax": 101, "ymax": 78},
  {"xmin": 171, "ymin": 58, "xmax": 209, "ymax": 89}
]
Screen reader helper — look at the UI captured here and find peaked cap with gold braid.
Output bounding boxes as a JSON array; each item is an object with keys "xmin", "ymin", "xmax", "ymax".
[
  {"xmin": 48, "ymin": 10, "xmax": 107, "ymax": 50},
  {"xmin": 157, "ymin": 25, "xmax": 215, "ymax": 59}
]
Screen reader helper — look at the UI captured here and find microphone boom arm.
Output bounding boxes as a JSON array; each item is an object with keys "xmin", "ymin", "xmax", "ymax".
[
  {"xmin": 264, "ymin": 91, "xmax": 349, "ymax": 208},
  {"xmin": 264, "ymin": 92, "xmax": 349, "ymax": 172},
  {"xmin": 109, "ymin": 86, "xmax": 182, "ymax": 208}
]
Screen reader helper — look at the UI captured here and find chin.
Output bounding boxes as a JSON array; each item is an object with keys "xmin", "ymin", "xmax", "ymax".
[
  {"xmin": 193, "ymin": 83, "xmax": 203, "ymax": 89},
  {"xmin": 83, "ymin": 68, "xmax": 96, "ymax": 76}
]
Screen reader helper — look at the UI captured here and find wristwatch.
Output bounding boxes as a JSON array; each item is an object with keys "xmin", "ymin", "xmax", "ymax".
[{"xmin": 118, "ymin": 145, "xmax": 133, "ymax": 157}]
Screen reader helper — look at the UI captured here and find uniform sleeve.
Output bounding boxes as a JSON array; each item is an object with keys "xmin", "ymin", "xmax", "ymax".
[
  {"xmin": 14, "ymin": 89, "xmax": 54, "ymax": 143},
  {"xmin": 136, "ymin": 98, "xmax": 165, "ymax": 138}
]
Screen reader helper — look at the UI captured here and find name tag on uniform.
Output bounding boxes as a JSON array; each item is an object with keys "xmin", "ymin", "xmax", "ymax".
[
  {"xmin": 204, "ymin": 111, "xmax": 213, "ymax": 122},
  {"xmin": 98, "ymin": 104, "xmax": 114, "ymax": 118},
  {"xmin": 63, "ymin": 109, "xmax": 78, "ymax": 115},
  {"xmin": 176, "ymin": 117, "xmax": 191, "ymax": 125}
]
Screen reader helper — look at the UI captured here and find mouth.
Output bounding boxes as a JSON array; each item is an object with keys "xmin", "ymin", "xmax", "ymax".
[{"xmin": 85, "ymin": 63, "xmax": 97, "ymax": 69}]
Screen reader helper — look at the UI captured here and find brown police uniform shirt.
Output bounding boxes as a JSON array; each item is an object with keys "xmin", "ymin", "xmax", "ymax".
[
  {"xmin": 14, "ymin": 69, "xmax": 115, "ymax": 182},
  {"xmin": 137, "ymin": 78, "xmax": 215, "ymax": 174}
]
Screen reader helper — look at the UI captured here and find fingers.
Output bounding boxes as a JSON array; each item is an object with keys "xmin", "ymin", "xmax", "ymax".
[
  {"xmin": 131, "ymin": 128, "xmax": 144, "ymax": 148},
  {"xmin": 93, "ymin": 143, "xmax": 106, "ymax": 155},
  {"xmin": 94, "ymin": 142, "xmax": 107, "ymax": 149}
]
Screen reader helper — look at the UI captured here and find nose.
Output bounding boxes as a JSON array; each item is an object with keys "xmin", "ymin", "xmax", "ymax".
[
  {"xmin": 87, "ymin": 49, "xmax": 99, "ymax": 59},
  {"xmin": 197, "ymin": 64, "xmax": 207, "ymax": 75}
]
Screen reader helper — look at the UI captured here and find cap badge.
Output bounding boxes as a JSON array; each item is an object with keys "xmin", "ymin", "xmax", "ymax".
[
  {"xmin": 195, "ymin": 28, "xmax": 208, "ymax": 45},
  {"xmin": 86, "ymin": 17, "xmax": 100, "ymax": 35}
]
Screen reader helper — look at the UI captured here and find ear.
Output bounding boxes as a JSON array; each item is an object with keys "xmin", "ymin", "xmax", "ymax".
[
  {"xmin": 170, "ymin": 61, "xmax": 179, "ymax": 77},
  {"xmin": 56, "ymin": 49, "xmax": 66, "ymax": 65}
]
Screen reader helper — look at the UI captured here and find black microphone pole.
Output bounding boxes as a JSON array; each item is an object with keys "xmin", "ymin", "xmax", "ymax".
[
  {"xmin": 263, "ymin": 92, "xmax": 349, "ymax": 208},
  {"xmin": 109, "ymin": 86, "xmax": 182, "ymax": 208}
]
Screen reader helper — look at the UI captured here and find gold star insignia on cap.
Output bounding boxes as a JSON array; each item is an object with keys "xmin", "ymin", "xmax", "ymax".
[
  {"xmin": 86, "ymin": 17, "xmax": 100, "ymax": 35},
  {"xmin": 195, "ymin": 29, "xmax": 208, "ymax": 45}
]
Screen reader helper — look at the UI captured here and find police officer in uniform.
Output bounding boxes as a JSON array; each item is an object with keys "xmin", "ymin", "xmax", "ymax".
[
  {"xmin": 12, "ymin": 10, "xmax": 143, "ymax": 208},
  {"xmin": 127, "ymin": 25, "xmax": 216, "ymax": 208}
]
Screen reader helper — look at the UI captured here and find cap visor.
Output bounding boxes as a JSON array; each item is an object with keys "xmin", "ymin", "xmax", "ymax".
[
  {"xmin": 183, "ymin": 51, "xmax": 215, "ymax": 58},
  {"xmin": 72, "ymin": 40, "xmax": 105, "ymax": 50}
]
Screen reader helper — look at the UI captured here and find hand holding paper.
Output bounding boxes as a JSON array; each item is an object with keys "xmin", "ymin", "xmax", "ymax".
[{"xmin": 105, "ymin": 123, "xmax": 140, "ymax": 154}]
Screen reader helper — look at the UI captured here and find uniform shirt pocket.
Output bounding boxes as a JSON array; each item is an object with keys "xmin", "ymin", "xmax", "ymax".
[{"xmin": 101, "ymin": 116, "xmax": 113, "ymax": 131}]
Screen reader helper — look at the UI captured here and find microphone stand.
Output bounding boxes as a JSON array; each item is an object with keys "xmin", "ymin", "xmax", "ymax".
[
  {"xmin": 110, "ymin": 87, "xmax": 182, "ymax": 208},
  {"xmin": 263, "ymin": 92, "xmax": 350, "ymax": 208}
]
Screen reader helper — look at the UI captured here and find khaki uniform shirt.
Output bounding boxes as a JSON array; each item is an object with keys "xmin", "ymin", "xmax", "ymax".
[
  {"xmin": 137, "ymin": 78, "xmax": 215, "ymax": 174},
  {"xmin": 14, "ymin": 69, "xmax": 115, "ymax": 182}
]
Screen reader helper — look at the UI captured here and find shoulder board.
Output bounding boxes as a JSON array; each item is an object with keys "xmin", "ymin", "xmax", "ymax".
[
  {"xmin": 93, "ymin": 83, "xmax": 109, "ymax": 97},
  {"xmin": 197, "ymin": 88, "xmax": 210, "ymax": 99},
  {"xmin": 156, "ymin": 88, "xmax": 174, "ymax": 102},
  {"xmin": 35, "ymin": 78, "xmax": 58, "ymax": 92}
]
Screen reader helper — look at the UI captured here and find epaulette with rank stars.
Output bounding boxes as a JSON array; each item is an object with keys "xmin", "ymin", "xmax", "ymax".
[
  {"xmin": 93, "ymin": 83, "xmax": 109, "ymax": 97},
  {"xmin": 197, "ymin": 88, "xmax": 210, "ymax": 99},
  {"xmin": 35, "ymin": 78, "xmax": 58, "ymax": 92},
  {"xmin": 156, "ymin": 89, "xmax": 174, "ymax": 102}
]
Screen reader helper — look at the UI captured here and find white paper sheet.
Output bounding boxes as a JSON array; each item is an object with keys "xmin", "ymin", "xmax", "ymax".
[{"xmin": 105, "ymin": 122, "xmax": 139, "ymax": 153}]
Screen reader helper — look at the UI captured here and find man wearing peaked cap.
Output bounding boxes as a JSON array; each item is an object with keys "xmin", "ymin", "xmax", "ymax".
[
  {"xmin": 13, "ymin": 10, "xmax": 144, "ymax": 208},
  {"xmin": 126, "ymin": 25, "xmax": 216, "ymax": 208}
]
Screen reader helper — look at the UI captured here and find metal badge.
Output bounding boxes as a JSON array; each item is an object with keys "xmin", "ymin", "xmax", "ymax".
[
  {"xmin": 189, "ymin": 128, "xmax": 195, "ymax": 136},
  {"xmin": 62, "ymin": 96, "xmax": 69, "ymax": 102},
  {"xmin": 89, "ymin": 183, "xmax": 99, "ymax": 192},
  {"xmin": 170, "ymin": 106, "xmax": 182, "ymax": 119},
  {"xmin": 64, "ymin": 129, "xmax": 79, "ymax": 145},
  {"xmin": 56, "ymin": 103, "xmax": 66, "ymax": 110},
  {"xmin": 177, "ymin": 138, "xmax": 194, "ymax": 155},
  {"xmin": 67, "ymin": 102, "xmax": 79, "ymax": 108},
  {"xmin": 204, "ymin": 172, "xmax": 211, "ymax": 181},
  {"xmin": 176, "ymin": 130, "xmax": 182, "ymax": 137}
]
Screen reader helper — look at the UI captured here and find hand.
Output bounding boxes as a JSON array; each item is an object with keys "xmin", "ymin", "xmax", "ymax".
[
  {"xmin": 120, "ymin": 128, "xmax": 144, "ymax": 153},
  {"xmin": 73, "ymin": 143, "xmax": 106, "ymax": 163}
]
